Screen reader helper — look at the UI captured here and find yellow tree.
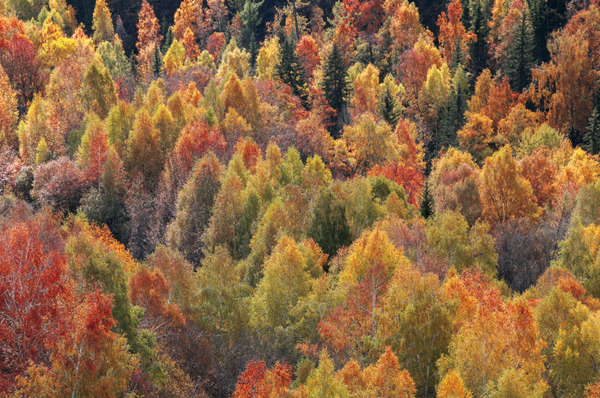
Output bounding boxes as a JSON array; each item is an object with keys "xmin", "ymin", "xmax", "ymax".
[
  {"xmin": 125, "ymin": 108, "xmax": 164, "ymax": 187},
  {"xmin": 437, "ymin": 371, "xmax": 472, "ymax": 398},
  {"xmin": 256, "ymin": 36, "xmax": 280, "ymax": 80},
  {"xmin": 352, "ymin": 63, "xmax": 380, "ymax": 116},
  {"xmin": 92, "ymin": 0, "xmax": 114, "ymax": 44},
  {"xmin": 343, "ymin": 113, "xmax": 399, "ymax": 173},
  {"xmin": 479, "ymin": 145, "xmax": 541, "ymax": 223},
  {"xmin": 362, "ymin": 347, "xmax": 417, "ymax": 398}
]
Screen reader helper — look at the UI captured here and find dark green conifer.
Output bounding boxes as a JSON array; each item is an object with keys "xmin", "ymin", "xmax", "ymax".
[
  {"xmin": 275, "ymin": 33, "xmax": 310, "ymax": 108},
  {"xmin": 585, "ymin": 108, "xmax": 600, "ymax": 155},
  {"xmin": 152, "ymin": 42, "xmax": 163, "ymax": 79},
  {"xmin": 162, "ymin": 26, "xmax": 174, "ymax": 55},
  {"xmin": 321, "ymin": 43, "xmax": 350, "ymax": 137},
  {"xmin": 377, "ymin": 85, "xmax": 402, "ymax": 127},
  {"xmin": 420, "ymin": 181, "xmax": 435, "ymax": 219},
  {"xmin": 505, "ymin": 9, "xmax": 535, "ymax": 92}
]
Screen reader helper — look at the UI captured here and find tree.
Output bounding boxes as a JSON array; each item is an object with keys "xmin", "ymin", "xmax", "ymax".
[
  {"xmin": 363, "ymin": 347, "xmax": 417, "ymax": 398},
  {"xmin": 295, "ymin": 34, "xmax": 320, "ymax": 81},
  {"xmin": 319, "ymin": 228, "xmax": 405, "ymax": 362},
  {"xmin": 306, "ymin": 351, "xmax": 349, "ymax": 398},
  {"xmin": 343, "ymin": 113, "xmax": 398, "ymax": 173},
  {"xmin": 321, "ymin": 43, "xmax": 350, "ymax": 137},
  {"xmin": 82, "ymin": 61, "xmax": 117, "ymax": 119},
  {"xmin": 166, "ymin": 153, "xmax": 223, "ymax": 267},
  {"xmin": 32, "ymin": 157, "xmax": 85, "ymax": 214},
  {"xmin": 504, "ymin": 5, "xmax": 535, "ymax": 92},
  {"xmin": 203, "ymin": 159, "xmax": 245, "ymax": 259},
  {"xmin": 437, "ymin": 0, "xmax": 476, "ymax": 67},
  {"xmin": 420, "ymin": 181, "xmax": 435, "ymax": 219},
  {"xmin": 256, "ymin": 36, "xmax": 279, "ymax": 79},
  {"xmin": 380, "ymin": 261, "xmax": 452, "ymax": 396},
  {"xmin": 479, "ymin": 145, "xmax": 541, "ymax": 223},
  {"xmin": 20, "ymin": 291, "xmax": 137, "ymax": 398},
  {"xmin": 377, "ymin": 74, "xmax": 404, "ymax": 127},
  {"xmin": 164, "ymin": 39, "xmax": 185, "ymax": 74},
  {"xmin": 0, "ymin": 33, "xmax": 44, "ymax": 115},
  {"xmin": 437, "ymin": 371, "xmax": 472, "ymax": 398},
  {"xmin": 92, "ymin": 0, "xmax": 114, "ymax": 45},
  {"xmin": 308, "ymin": 187, "xmax": 352, "ymax": 259},
  {"xmin": 441, "ymin": 66, "xmax": 469, "ymax": 149},
  {"xmin": 585, "ymin": 108, "xmax": 600, "ymax": 155},
  {"xmin": 0, "ymin": 213, "xmax": 68, "ymax": 394},
  {"xmin": 250, "ymin": 236, "xmax": 312, "ymax": 332},
  {"xmin": 530, "ymin": 29, "xmax": 595, "ymax": 145},
  {"xmin": 79, "ymin": 147, "xmax": 127, "ymax": 242},
  {"xmin": 0, "ymin": 64, "xmax": 17, "ymax": 148},
  {"xmin": 197, "ymin": 246, "xmax": 251, "ymax": 335},
  {"xmin": 419, "ymin": 63, "xmax": 452, "ymax": 154},
  {"xmin": 77, "ymin": 114, "xmax": 109, "ymax": 188},
  {"xmin": 239, "ymin": 0, "xmax": 263, "ymax": 59},
  {"xmin": 352, "ymin": 63, "xmax": 380, "ymax": 116},
  {"xmin": 275, "ymin": 33, "xmax": 309, "ymax": 108},
  {"xmin": 126, "ymin": 108, "xmax": 164, "ymax": 189}
]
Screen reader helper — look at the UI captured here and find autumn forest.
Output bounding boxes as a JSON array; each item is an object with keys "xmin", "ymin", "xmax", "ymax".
[{"xmin": 2, "ymin": 0, "xmax": 600, "ymax": 396}]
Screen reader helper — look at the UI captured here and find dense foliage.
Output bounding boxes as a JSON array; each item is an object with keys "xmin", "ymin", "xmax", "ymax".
[{"xmin": 2, "ymin": 0, "xmax": 600, "ymax": 397}]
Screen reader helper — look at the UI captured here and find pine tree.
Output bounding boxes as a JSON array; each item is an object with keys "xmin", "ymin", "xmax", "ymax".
[
  {"xmin": 275, "ymin": 33, "xmax": 310, "ymax": 108},
  {"xmin": 321, "ymin": 43, "xmax": 350, "ymax": 138},
  {"xmin": 240, "ymin": 0, "xmax": 263, "ymax": 54},
  {"xmin": 440, "ymin": 66, "xmax": 469, "ymax": 148},
  {"xmin": 322, "ymin": 43, "xmax": 349, "ymax": 112},
  {"xmin": 585, "ymin": 108, "xmax": 600, "ymax": 155},
  {"xmin": 152, "ymin": 42, "xmax": 163, "ymax": 78},
  {"xmin": 162, "ymin": 26, "xmax": 174, "ymax": 55},
  {"xmin": 420, "ymin": 181, "xmax": 435, "ymax": 219},
  {"xmin": 526, "ymin": 0, "xmax": 548, "ymax": 62},
  {"xmin": 505, "ymin": 9, "xmax": 535, "ymax": 92},
  {"xmin": 377, "ymin": 85, "xmax": 402, "ymax": 127},
  {"xmin": 450, "ymin": 35, "xmax": 465, "ymax": 73},
  {"xmin": 468, "ymin": 0, "xmax": 491, "ymax": 79}
]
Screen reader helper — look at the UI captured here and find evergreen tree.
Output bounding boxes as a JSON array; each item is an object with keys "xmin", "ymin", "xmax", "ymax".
[
  {"xmin": 585, "ymin": 108, "xmax": 600, "ymax": 155},
  {"xmin": 440, "ymin": 66, "xmax": 469, "ymax": 148},
  {"xmin": 152, "ymin": 42, "xmax": 163, "ymax": 78},
  {"xmin": 468, "ymin": 0, "xmax": 491, "ymax": 80},
  {"xmin": 240, "ymin": 0, "xmax": 263, "ymax": 55},
  {"xmin": 377, "ymin": 85, "xmax": 402, "ymax": 127},
  {"xmin": 321, "ymin": 43, "xmax": 350, "ymax": 138},
  {"xmin": 275, "ymin": 34, "xmax": 310, "ymax": 108},
  {"xmin": 450, "ymin": 35, "xmax": 465, "ymax": 73},
  {"xmin": 162, "ymin": 26, "xmax": 174, "ymax": 55},
  {"xmin": 505, "ymin": 9, "xmax": 535, "ymax": 92},
  {"xmin": 526, "ymin": 0, "xmax": 548, "ymax": 62},
  {"xmin": 420, "ymin": 181, "xmax": 435, "ymax": 219},
  {"xmin": 322, "ymin": 43, "xmax": 349, "ymax": 112}
]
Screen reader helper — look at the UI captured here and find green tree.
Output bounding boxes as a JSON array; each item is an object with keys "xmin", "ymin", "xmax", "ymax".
[
  {"xmin": 82, "ymin": 61, "xmax": 117, "ymax": 119},
  {"xmin": 321, "ymin": 43, "xmax": 350, "ymax": 137},
  {"xmin": 152, "ymin": 42, "xmax": 163, "ymax": 78},
  {"xmin": 275, "ymin": 33, "xmax": 309, "ymax": 108},
  {"xmin": 197, "ymin": 246, "xmax": 252, "ymax": 336},
  {"xmin": 504, "ymin": 8, "xmax": 535, "ymax": 92},
  {"xmin": 239, "ymin": 0, "xmax": 263, "ymax": 60},
  {"xmin": 585, "ymin": 108, "xmax": 600, "ymax": 155},
  {"xmin": 420, "ymin": 181, "xmax": 435, "ymax": 219},
  {"xmin": 441, "ymin": 66, "xmax": 469, "ymax": 148},
  {"xmin": 308, "ymin": 186, "xmax": 352, "ymax": 260},
  {"xmin": 166, "ymin": 153, "xmax": 223, "ymax": 268}
]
